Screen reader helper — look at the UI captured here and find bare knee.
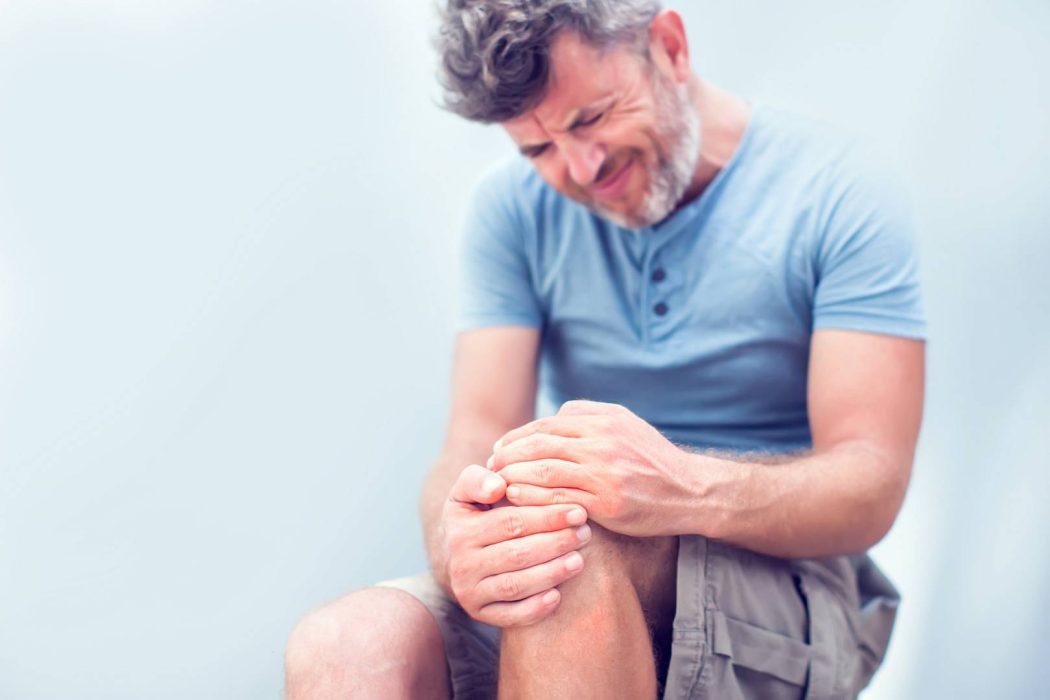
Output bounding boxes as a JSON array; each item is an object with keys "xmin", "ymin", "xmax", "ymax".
[
  {"xmin": 579, "ymin": 525, "xmax": 675, "ymax": 577},
  {"xmin": 565, "ymin": 525, "xmax": 678, "ymax": 616},
  {"xmin": 284, "ymin": 587, "xmax": 449, "ymax": 700},
  {"xmin": 547, "ymin": 523, "xmax": 637, "ymax": 606}
]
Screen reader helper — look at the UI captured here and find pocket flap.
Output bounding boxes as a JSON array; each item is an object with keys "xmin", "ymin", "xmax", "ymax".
[{"xmin": 709, "ymin": 608, "xmax": 810, "ymax": 686}]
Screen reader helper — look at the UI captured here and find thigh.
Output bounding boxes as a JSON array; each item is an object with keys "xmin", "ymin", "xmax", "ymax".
[
  {"xmin": 662, "ymin": 538, "xmax": 878, "ymax": 700},
  {"xmin": 286, "ymin": 584, "xmax": 451, "ymax": 699},
  {"xmin": 605, "ymin": 531, "xmax": 680, "ymax": 621},
  {"xmin": 601, "ymin": 532, "xmax": 680, "ymax": 693},
  {"xmin": 376, "ymin": 572, "xmax": 502, "ymax": 700}
]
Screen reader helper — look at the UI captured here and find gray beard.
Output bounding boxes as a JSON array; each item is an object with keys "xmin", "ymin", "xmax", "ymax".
[{"xmin": 595, "ymin": 76, "xmax": 701, "ymax": 230}]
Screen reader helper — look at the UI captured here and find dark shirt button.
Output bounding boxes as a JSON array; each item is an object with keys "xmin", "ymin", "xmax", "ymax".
[
  {"xmin": 651, "ymin": 268, "xmax": 666, "ymax": 282},
  {"xmin": 654, "ymin": 302, "xmax": 668, "ymax": 316}
]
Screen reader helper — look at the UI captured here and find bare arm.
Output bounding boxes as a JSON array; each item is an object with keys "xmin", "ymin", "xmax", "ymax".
[
  {"xmin": 489, "ymin": 328, "xmax": 924, "ymax": 559},
  {"xmin": 687, "ymin": 328, "xmax": 926, "ymax": 558},
  {"xmin": 421, "ymin": 326, "xmax": 540, "ymax": 594}
]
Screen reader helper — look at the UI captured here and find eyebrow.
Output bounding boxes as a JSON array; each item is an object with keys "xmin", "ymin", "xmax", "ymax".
[{"xmin": 517, "ymin": 95, "xmax": 613, "ymax": 156}]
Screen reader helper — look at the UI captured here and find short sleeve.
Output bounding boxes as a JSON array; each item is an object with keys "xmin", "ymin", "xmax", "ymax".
[
  {"xmin": 454, "ymin": 168, "xmax": 544, "ymax": 332},
  {"xmin": 812, "ymin": 153, "xmax": 927, "ymax": 340}
]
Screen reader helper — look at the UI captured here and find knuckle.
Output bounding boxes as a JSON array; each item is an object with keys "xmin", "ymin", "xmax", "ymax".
[
  {"xmin": 537, "ymin": 462, "xmax": 555, "ymax": 484},
  {"xmin": 506, "ymin": 542, "xmax": 530, "ymax": 568},
  {"xmin": 547, "ymin": 507, "xmax": 565, "ymax": 530},
  {"xmin": 496, "ymin": 574, "xmax": 521, "ymax": 600},
  {"xmin": 551, "ymin": 489, "xmax": 569, "ymax": 505},
  {"xmin": 459, "ymin": 463, "xmax": 482, "ymax": 482},
  {"xmin": 500, "ymin": 510, "xmax": 527, "ymax": 538},
  {"xmin": 524, "ymin": 433, "xmax": 546, "ymax": 450}
]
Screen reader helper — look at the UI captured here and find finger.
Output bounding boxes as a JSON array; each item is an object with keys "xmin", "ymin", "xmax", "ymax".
[
  {"xmin": 487, "ymin": 433, "xmax": 579, "ymax": 471},
  {"xmin": 497, "ymin": 458, "xmax": 595, "ymax": 491},
  {"xmin": 477, "ymin": 549, "xmax": 585, "ymax": 606},
  {"xmin": 449, "ymin": 464, "xmax": 506, "ymax": 507},
  {"xmin": 474, "ymin": 503, "xmax": 588, "ymax": 546},
  {"xmin": 505, "ymin": 483, "xmax": 595, "ymax": 510},
  {"xmin": 493, "ymin": 415, "xmax": 602, "ymax": 452},
  {"xmin": 557, "ymin": 399, "xmax": 631, "ymax": 417},
  {"xmin": 480, "ymin": 523, "xmax": 593, "ymax": 575},
  {"xmin": 476, "ymin": 588, "xmax": 562, "ymax": 628}
]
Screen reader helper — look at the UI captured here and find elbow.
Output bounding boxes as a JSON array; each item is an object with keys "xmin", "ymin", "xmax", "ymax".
[
  {"xmin": 856, "ymin": 509, "xmax": 897, "ymax": 551},
  {"xmin": 856, "ymin": 455, "xmax": 911, "ymax": 551}
]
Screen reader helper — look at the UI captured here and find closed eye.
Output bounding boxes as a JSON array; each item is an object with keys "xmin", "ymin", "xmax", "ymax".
[
  {"xmin": 574, "ymin": 111, "xmax": 604, "ymax": 129},
  {"xmin": 521, "ymin": 144, "xmax": 550, "ymax": 159}
]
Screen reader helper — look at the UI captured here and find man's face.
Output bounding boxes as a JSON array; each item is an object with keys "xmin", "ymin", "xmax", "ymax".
[{"xmin": 501, "ymin": 30, "xmax": 700, "ymax": 230}]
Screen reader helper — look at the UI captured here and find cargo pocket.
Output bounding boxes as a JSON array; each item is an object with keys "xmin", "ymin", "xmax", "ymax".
[
  {"xmin": 708, "ymin": 605, "xmax": 812, "ymax": 700},
  {"xmin": 704, "ymin": 562, "xmax": 859, "ymax": 700},
  {"xmin": 705, "ymin": 600, "xmax": 810, "ymax": 696}
]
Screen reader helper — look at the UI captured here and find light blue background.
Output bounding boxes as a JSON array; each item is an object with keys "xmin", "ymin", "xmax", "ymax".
[{"xmin": 1, "ymin": 1, "xmax": 1047, "ymax": 698}]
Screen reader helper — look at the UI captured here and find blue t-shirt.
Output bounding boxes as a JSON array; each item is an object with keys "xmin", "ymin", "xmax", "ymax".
[{"xmin": 456, "ymin": 103, "xmax": 926, "ymax": 453}]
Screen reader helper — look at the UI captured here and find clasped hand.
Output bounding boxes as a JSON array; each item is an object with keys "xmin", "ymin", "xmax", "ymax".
[
  {"xmin": 489, "ymin": 399, "xmax": 695, "ymax": 537},
  {"xmin": 441, "ymin": 399, "xmax": 694, "ymax": 628}
]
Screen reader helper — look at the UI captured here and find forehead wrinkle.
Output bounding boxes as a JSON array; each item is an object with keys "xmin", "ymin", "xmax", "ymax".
[
  {"xmin": 531, "ymin": 89, "xmax": 603, "ymax": 135},
  {"xmin": 539, "ymin": 49, "xmax": 586, "ymax": 132},
  {"xmin": 511, "ymin": 34, "xmax": 626, "ymax": 144},
  {"xmin": 520, "ymin": 111, "xmax": 552, "ymax": 143}
]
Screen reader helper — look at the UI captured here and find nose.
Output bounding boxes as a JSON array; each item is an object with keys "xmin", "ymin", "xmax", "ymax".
[{"xmin": 559, "ymin": 135, "xmax": 604, "ymax": 187}]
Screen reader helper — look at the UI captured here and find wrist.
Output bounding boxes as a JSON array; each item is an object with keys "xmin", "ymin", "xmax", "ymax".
[{"xmin": 678, "ymin": 451, "xmax": 755, "ymax": 540}]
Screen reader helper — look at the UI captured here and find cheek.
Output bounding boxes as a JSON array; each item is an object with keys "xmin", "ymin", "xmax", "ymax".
[
  {"xmin": 604, "ymin": 126, "xmax": 660, "ymax": 195},
  {"xmin": 631, "ymin": 127, "xmax": 663, "ymax": 167},
  {"xmin": 604, "ymin": 117, "xmax": 656, "ymax": 156}
]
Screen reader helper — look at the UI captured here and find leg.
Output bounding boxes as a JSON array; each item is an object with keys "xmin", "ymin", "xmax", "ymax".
[
  {"xmin": 284, "ymin": 587, "xmax": 451, "ymax": 699},
  {"xmin": 498, "ymin": 525, "xmax": 679, "ymax": 699}
]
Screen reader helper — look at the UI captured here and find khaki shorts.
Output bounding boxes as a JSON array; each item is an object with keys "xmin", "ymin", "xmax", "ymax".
[{"xmin": 376, "ymin": 536, "xmax": 898, "ymax": 699}]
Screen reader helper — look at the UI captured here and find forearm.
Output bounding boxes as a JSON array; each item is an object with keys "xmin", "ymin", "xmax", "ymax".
[{"xmin": 683, "ymin": 440, "xmax": 910, "ymax": 559}]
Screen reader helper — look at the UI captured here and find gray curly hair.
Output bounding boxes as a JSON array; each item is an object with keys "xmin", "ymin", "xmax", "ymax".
[{"xmin": 436, "ymin": 0, "xmax": 662, "ymax": 123}]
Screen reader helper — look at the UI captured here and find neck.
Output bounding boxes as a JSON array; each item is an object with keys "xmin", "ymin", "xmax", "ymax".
[{"xmin": 678, "ymin": 77, "xmax": 752, "ymax": 206}]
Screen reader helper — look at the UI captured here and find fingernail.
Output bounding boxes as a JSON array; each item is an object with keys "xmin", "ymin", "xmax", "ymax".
[
  {"xmin": 542, "ymin": 589, "xmax": 559, "ymax": 605},
  {"xmin": 566, "ymin": 507, "xmax": 586, "ymax": 525},
  {"xmin": 492, "ymin": 438, "xmax": 502, "ymax": 452},
  {"xmin": 506, "ymin": 485, "xmax": 521, "ymax": 499},
  {"xmin": 565, "ymin": 552, "xmax": 584, "ymax": 571},
  {"xmin": 486, "ymin": 454, "xmax": 495, "ymax": 469},
  {"xmin": 482, "ymin": 475, "xmax": 502, "ymax": 496},
  {"xmin": 575, "ymin": 524, "xmax": 591, "ymax": 542}
]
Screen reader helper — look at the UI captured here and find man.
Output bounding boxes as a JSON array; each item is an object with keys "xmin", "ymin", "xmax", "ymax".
[{"xmin": 285, "ymin": 1, "xmax": 926, "ymax": 698}]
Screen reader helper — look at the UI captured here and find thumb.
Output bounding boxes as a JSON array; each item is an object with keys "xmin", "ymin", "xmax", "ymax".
[{"xmin": 449, "ymin": 463, "xmax": 507, "ymax": 506}]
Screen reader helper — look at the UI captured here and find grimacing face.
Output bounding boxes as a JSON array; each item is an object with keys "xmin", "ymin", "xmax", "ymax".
[{"xmin": 501, "ymin": 30, "xmax": 700, "ymax": 230}]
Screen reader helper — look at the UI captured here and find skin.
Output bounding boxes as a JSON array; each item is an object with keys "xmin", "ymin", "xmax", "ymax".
[
  {"xmin": 283, "ymin": 9, "xmax": 925, "ymax": 699},
  {"xmin": 488, "ymin": 10, "xmax": 924, "ymax": 560},
  {"xmin": 502, "ymin": 17, "xmax": 701, "ymax": 228},
  {"xmin": 488, "ymin": 10, "xmax": 924, "ymax": 697}
]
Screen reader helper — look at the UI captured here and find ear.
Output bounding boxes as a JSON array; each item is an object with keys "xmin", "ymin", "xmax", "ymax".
[{"xmin": 647, "ymin": 10, "xmax": 691, "ymax": 83}]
